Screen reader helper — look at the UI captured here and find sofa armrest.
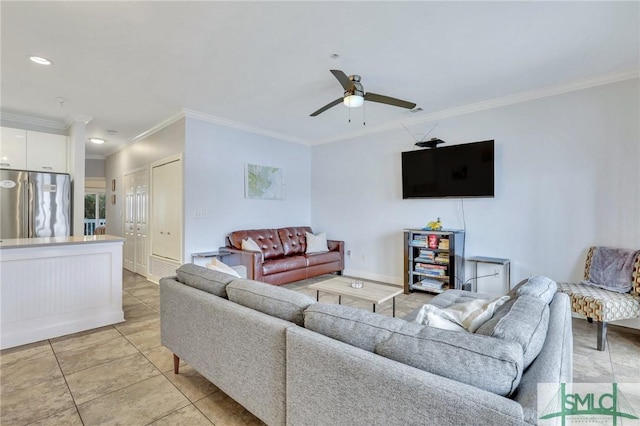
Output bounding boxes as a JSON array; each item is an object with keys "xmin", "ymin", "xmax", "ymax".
[
  {"xmin": 327, "ymin": 239, "xmax": 344, "ymax": 271},
  {"xmin": 220, "ymin": 247, "xmax": 263, "ymax": 280}
]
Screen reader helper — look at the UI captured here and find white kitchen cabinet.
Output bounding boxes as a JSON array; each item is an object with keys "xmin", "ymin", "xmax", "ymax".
[
  {"xmin": 26, "ymin": 130, "xmax": 67, "ymax": 173},
  {"xmin": 0, "ymin": 127, "xmax": 27, "ymax": 170},
  {"xmin": 0, "ymin": 127, "xmax": 67, "ymax": 173}
]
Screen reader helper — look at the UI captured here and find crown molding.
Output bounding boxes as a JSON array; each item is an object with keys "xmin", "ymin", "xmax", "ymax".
[
  {"xmin": 66, "ymin": 113, "xmax": 93, "ymax": 126},
  {"xmin": 130, "ymin": 110, "xmax": 185, "ymax": 142},
  {"xmin": 101, "ymin": 110, "xmax": 186, "ymax": 157},
  {"xmin": 182, "ymin": 108, "xmax": 312, "ymax": 145},
  {"xmin": 0, "ymin": 111, "xmax": 68, "ymax": 131},
  {"xmin": 106, "ymin": 67, "xmax": 640, "ymax": 156},
  {"xmin": 129, "ymin": 108, "xmax": 312, "ymax": 148},
  {"xmin": 316, "ymin": 68, "xmax": 640, "ymax": 145}
]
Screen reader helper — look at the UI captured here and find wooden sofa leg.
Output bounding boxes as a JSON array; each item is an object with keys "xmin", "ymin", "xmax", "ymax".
[
  {"xmin": 587, "ymin": 317, "xmax": 593, "ymax": 323},
  {"xmin": 173, "ymin": 354, "xmax": 180, "ymax": 374},
  {"xmin": 596, "ymin": 321, "xmax": 607, "ymax": 351}
]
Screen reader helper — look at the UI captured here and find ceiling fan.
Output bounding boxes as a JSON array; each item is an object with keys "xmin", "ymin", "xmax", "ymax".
[{"xmin": 310, "ymin": 70, "xmax": 417, "ymax": 117}]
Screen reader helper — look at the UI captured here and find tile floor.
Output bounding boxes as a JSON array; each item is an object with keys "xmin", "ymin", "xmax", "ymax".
[{"xmin": 1, "ymin": 270, "xmax": 639, "ymax": 425}]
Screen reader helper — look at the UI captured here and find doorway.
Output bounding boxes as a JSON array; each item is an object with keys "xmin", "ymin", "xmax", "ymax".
[{"xmin": 84, "ymin": 178, "xmax": 107, "ymax": 235}]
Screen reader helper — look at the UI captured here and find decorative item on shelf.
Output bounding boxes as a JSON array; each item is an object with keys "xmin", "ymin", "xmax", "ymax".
[
  {"xmin": 351, "ymin": 280, "xmax": 364, "ymax": 289},
  {"xmin": 428, "ymin": 234, "xmax": 439, "ymax": 249},
  {"xmin": 424, "ymin": 218, "xmax": 442, "ymax": 231}
]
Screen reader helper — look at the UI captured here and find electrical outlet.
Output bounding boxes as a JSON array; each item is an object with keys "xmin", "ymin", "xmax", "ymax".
[
  {"xmin": 347, "ymin": 250, "xmax": 352, "ymax": 258},
  {"xmin": 494, "ymin": 268, "xmax": 501, "ymax": 278},
  {"xmin": 361, "ymin": 254, "xmax": 367, "ymax": 263}
]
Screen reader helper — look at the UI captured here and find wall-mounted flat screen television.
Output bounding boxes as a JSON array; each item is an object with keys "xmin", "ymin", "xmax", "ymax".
[{"xmin": 402, "ymin": 140, "xmax": 494, "ymax": 199}]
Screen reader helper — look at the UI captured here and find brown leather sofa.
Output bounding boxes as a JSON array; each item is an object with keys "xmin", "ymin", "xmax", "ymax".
[{"xmin": 220, "ymin": 226, "xmax": 344, "ymax": 285}]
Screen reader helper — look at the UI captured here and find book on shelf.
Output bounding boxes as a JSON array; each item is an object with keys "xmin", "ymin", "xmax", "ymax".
[
  {"xmin": 415, "ymin": 269, "xmax": 446, "ymax": 277},
  {"xmin": 415, "ymin": 263, "xmax": 446, "ymax": 270},
  {"xmin": 438, "ymin": 240, "xmax": 450, "ymax": 249},
  {"xmin": 415, "ymin": 266, "xmax": 443, "ymax": 272},
  {"xmin": 435, "ymin": 255, "xmax": 449, "ymax": 264},
  {"xmin": 417, "ymin": 277, "xmax": 445, "ymax": 290},
  {"xmin": 419, "ymin": 249, "xmax": 436, "ymax": 258}
]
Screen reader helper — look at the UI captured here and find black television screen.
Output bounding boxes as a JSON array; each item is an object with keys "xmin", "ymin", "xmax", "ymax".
[{"xmin": 402, "ymin": 140, "xmax": 494, "ymax": 198}]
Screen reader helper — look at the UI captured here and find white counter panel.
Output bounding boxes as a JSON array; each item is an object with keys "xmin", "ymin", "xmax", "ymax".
[{"xmin": 0, "ymin": 238, "xmax": 124, "ymax": 349}]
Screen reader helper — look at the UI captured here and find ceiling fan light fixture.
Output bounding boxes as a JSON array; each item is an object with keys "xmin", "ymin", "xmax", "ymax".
[
  {"xmin": 343, "ymin": 94, "xmax": 364, "ymax": 108},
  {"xmin": 29, "ymin": 56, "xmax": 52, "ymax": 65}
]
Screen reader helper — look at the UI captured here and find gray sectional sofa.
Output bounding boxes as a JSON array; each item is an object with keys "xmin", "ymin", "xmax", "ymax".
[{"xmin": 160, "ymin": 265, "xmax": 573, "ymax": 426}]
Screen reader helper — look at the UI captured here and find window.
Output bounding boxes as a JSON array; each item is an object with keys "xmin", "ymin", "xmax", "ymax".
[{"xmin": 84, "ymin": 193, "xmax": 106, "ymax": 235}]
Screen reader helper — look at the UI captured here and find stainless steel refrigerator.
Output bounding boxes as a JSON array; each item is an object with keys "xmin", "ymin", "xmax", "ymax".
[{"xmin": 0, "ymin": 169, "xmax": 71, "ymax": 239}]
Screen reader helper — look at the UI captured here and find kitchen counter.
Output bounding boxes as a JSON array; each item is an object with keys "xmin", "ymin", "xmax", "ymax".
[
  {"xmin": 1, "ymin": 235, "xmax": 125, "ymax": 349},
  {"xmin": 0, "ymin": 234, "xmax": 124, "ymax": 249}
]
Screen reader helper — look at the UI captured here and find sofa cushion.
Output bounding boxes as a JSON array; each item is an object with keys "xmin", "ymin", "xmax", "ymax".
[
  {"xmin": 304, "ymin": 303, "xmax": 423, "ymax": 352},
  {"xmin": 304, "ymin": 250, "xmax": 341, "ymax": 267},
  {"xmin": 226, "ymin": 279, "xmax": 316, "ymax": 326},
  {"xmin": 176, "ymin": 263, "xmax": 235, "ymax": 298},
  {"xmin": 374, "ymin": 327, "xmax": 523, "ymax": 396},
  {"xmin": 228, "ymin": 229, "xmax": 285, "ymax": 260},
  {"xmin": 515, "ymin": 275, "xmax": 557, "ymax": 304},
  {"xmin": 476, "ymin": 295, "xmax": 550, "ymax": 369},
  {"xmin": 278, "ymin": 226, "xmax": 312, "ymax": 256},
  {"xmin": 262, "ymin": 256, "xmax": 307, "ymax": 276}
]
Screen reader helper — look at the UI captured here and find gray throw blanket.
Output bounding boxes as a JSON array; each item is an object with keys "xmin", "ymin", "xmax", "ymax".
[{"xmin": 581, "ymin": 247, "xmax": 640, "ymax": 293}]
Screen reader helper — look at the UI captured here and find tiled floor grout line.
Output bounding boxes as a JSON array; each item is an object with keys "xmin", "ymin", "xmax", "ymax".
[
  {"xmin": 48, "ymin": 339, "xmax": 87, "ymax": 426},
  {"xmin": 123, "ymin": 281, "xmax": 219, "ymax": 425},
  {"xmin": 41, "ymin": 283, "xmax": 164, "ymax": 424}
]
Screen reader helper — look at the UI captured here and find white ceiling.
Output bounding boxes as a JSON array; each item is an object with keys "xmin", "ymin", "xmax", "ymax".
[{"xmin": 1, "ymin": 1, "xmax": 638, "ymax": 158}]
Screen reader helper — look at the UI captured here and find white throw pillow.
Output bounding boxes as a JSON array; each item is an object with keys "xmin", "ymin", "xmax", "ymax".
[
  {"xmin": 242, "ymin": 237, "xmax": 261, "ymax": 252},
  {"xmin": 415, "ymin": 304, "xmax": 467, "ymax": 332},
  {"xmin": 415, "ymin": 295, "xmax": 510, "ymax": 333},
  {"xmin": 241, "ymin": 237, "xmax": 263, "ymax": 261},
  {"xmin": 443, "ymin": 295, "xmax": 511, "ymax": 332},
  {"xmin": 205, "ymin": 258, "xmax": 241, "ymax": 278},
  {"xmin": 305, "ymin": 232, "xmax": 329, "ymax": 254}
]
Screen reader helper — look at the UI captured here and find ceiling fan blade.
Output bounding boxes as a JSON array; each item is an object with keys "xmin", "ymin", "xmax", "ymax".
[
  {"xmin": 330, "ymin": 69, "xmax": 354, "ymax": 91},
  {"xmin": 364, "ymin": 92, "xmax": 416, "ymax": 109},
  {"xmin": 310, "ymin": 97, "xmax": 343, "ymax": 117}
]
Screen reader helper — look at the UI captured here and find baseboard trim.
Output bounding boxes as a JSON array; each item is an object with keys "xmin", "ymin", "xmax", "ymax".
[{"xmin": 342, "ymin": 268, "xmax": 403, "ymax": 287}]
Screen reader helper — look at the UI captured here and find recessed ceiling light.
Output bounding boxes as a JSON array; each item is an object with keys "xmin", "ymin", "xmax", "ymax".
[
  {"xmin": 90, "ymin": 138, "xmax": 105, "ymax": 144},
  {"xmin": 29, "ymin": 56, "xmax": 52, "ymax": 65},
  {"xmin": 106, "ymin": 130, "xmax": 118, "ymax": 135}
]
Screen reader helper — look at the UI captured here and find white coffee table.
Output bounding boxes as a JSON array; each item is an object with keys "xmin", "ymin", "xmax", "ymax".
[{"xmin": 309, "ymin": 277, "xmax": 404, "ymax": 317}]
